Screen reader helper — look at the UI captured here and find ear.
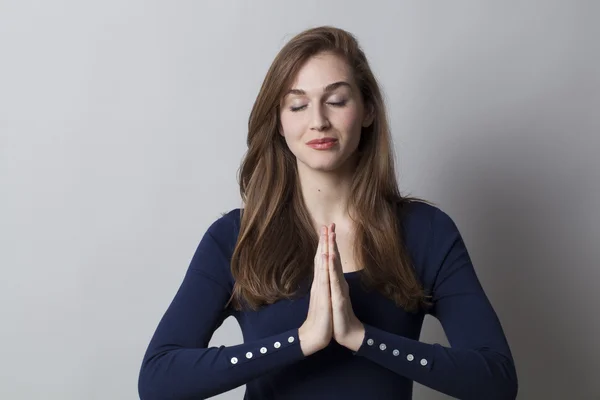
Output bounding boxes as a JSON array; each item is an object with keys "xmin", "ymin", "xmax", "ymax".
[{"xmin": 362, "ymin": 103, "xmax": 375, "ymax": 128}]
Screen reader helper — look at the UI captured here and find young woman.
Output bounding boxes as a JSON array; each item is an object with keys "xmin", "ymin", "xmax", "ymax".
[{"xmin": 138, "ymin": 26, "xmax": 518, "ymax": 400}]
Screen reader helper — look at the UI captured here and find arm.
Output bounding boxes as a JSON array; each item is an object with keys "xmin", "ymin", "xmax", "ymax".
[
  {"xmin": 138, "ymin": 221, "xmax": 306, "ymax": 400},
  {"xmin": 353, "ymin": 208, "xmax": 518, "ymax": 400}
]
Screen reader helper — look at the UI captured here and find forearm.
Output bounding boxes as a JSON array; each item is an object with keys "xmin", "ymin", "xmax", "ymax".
[
  {"xmin": 139, "ymin": 328, "xmax": 305, "ymax": 400},
  {"xmin": 353, "ymin": 323, "xmax": 518, "ymax": 400}
]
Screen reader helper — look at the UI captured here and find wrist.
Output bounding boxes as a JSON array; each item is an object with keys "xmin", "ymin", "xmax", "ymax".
[
  {"xmin": 298, "ymin": 326, "xmax": 322, "ymax": 356},
  {"xmin": 341, "ymin": 323, "xmax": 365, "ymax": 352}
]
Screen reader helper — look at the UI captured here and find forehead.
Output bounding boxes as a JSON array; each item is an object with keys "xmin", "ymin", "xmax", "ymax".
[{"xmin": 289, "ymin": 52, "xmax": 353, "ymax": 92}]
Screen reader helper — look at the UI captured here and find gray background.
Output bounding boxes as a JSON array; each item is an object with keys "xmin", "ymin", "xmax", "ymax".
[{"xmin": 1, "ymin": 1, "xmax": 598, "ymax": 399}]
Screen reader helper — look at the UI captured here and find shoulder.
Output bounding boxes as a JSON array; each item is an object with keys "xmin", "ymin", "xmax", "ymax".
[
  {"xmin": 187, "ymin": 208, "xmax": 242, "ymax": 290},
  {"xmin": 398, "ymin": 200, "xmax": 463, "ymax": 284},
  {"xmin": 207, "ymin": 208, "xmax": 242, "ymax": 236},
  {"xmin": 399, "ymin": 199, "xmax": 457, "ymax": 237},
  {"xmin": 398, "ymin": 199, "xmax": 438, "ymax": 236},
  {"xmin": 204, "ymin": 208, "xmax": 243, "ymax": 255}
]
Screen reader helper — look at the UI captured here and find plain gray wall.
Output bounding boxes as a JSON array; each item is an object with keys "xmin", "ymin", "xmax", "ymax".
[{"xmin": 1, "ymin": 1, "xmax": 598, "ymax": 399}]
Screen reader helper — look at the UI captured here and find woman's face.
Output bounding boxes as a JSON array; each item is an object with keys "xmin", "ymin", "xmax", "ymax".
[{"xmin": 279, "ymin": 52, "xmax": 373, "ymax": 173}]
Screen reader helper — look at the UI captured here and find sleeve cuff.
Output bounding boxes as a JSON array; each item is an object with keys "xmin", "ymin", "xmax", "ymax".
[
  {"xmin": 223, "ymin": 327, "xmax": 305, "ymax": 370},
  {"xmin": 353, "ymin": 323, "xmax": 434, "ymax": 372}
]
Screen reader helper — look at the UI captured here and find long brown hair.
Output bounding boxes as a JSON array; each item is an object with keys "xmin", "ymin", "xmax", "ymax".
[{"xmin": 228, "ymin": 25, "xmax": 433, "ymax": 313}]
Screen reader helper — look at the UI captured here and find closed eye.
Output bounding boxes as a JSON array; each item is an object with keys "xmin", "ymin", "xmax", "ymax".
[
  {"xmin": 290, "ymin": 105, "xmax": 307, "ymax": 112},
  {"xmin": 328, "ymin": 100, "xmax": 347, "ymax": 107},
  {"xmin": 289, "ymin": 100, "xmax": 347, "ymax": 112}
]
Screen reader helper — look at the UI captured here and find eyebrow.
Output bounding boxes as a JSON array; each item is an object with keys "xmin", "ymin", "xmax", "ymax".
[{"xmin": 285, "ymin": 81, "xmax": 351, "ymax": 97}]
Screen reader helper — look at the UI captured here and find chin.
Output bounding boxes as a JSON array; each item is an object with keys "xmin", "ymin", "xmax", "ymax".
[
  {"xmin": 304, "ymin": 157, "xmax": 348, "ymax": 173},
  {"xmin": 294, "ymin": 145, "xmax": 358, "ymax": 172}
]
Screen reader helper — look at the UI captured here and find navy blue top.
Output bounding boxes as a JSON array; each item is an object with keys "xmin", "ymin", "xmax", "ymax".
[{"xmin": 138, "ymin": 201, "xmax": 518, "ymax": 399}]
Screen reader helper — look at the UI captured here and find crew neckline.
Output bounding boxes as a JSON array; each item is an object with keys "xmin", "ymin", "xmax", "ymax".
[{"xmin": 343, "ymin": 269, "xmax": 364, "ymax": 277}]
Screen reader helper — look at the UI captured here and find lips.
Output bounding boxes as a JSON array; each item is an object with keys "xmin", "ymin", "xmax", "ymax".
[{"xmin": 306, "ymin": 138, "xmax": 337, "ymax": 145}]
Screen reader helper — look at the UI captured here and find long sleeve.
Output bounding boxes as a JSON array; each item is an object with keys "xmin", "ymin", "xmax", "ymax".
[
  {"xmin": 138, "ymin": 220, "xmax": 306, "ymax": 400},
  {"xmin": 353, "ymin": 208, "xmax": 518, "ymax": 399}
]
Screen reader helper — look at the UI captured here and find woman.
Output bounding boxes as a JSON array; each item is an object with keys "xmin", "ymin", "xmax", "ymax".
[{"xmin": 138, "ymin": 26, "xmax": 518, "ymax": 399}]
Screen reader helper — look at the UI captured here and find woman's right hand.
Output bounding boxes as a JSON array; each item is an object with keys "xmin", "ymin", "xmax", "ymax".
[{"xmin": 298, "ymin": 225, "xmax": 334, "ymax": 356}]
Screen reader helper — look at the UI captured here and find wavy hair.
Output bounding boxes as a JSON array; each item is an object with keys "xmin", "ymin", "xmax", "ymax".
[{"xmin": 227, "ymin": 25, "xmax": 434, "ymax": 312}]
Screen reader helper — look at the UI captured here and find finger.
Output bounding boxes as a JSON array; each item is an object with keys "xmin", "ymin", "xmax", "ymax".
[
  {"xmin": 319, "ymin": 226, "xmax": 329, "ymax": 284},
  {"xmin": 322, "ymin": 248, "xmax": 330, "ymax": 275},
  {"xmin": 329, "ymin": 232, "xmax": 347, "ymax": 296},
  {"xmin": 316, "ymin": 253, "xmax": 331, "ymax": 318},
  {"xmin": 319, "ymin": 225, "xmax": 328, "ymax": 273},
  {"xmin": 315, "ymin": 228, "xmax": 331, "ymax": 311},
  {"xmin": 329, "ymin": 231, "xmax": 342, "ymax": 277},
  {"xmin": 315, "ymin": 226, "xmax": 325, "ymax": 261},
  {"xmin": 315, "ymin": 226, "xmax": 326, "ymax": 265},
  {"xmin": 332, "ymin": 232, "xmax": 344, "ymax": 280},
  {"xmin": 312, "ymin": 226, "xmax": 327, "ymax": 292},
  {"xmin": 328, "ymin": 250, "xmax": 344, "ymax": 300},
  {"xmin": 328, "ymin": 230, "xmax": 338, "ymax": 278},
  {"xmin": 319, "ymin": 253, "xmax": 330, "ymax": 293}
]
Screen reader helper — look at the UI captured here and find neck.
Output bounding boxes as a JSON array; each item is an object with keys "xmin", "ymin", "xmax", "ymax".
[{"xmin": 296, "ymin": 158, "xmax": 357, "ymax": 229}]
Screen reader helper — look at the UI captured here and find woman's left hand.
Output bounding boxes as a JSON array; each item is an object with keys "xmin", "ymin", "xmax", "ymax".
[{"xmin": 327, "ymin": 223, "xmax": 365, "ymax": 352}]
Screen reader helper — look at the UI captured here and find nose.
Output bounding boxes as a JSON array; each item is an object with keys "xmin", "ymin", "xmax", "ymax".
[{"xmin": 310, "ymin": 104, "xmax": 330, "ymax": 131}]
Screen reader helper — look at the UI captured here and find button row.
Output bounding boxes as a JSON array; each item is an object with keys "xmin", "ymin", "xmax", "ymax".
[
  {"xmin": 230, "ymin": 336, "xmax": 295, "ymax": 365},
  {"xmin": 366, "ymin": 337, "xmax": 428, "ymax": 366}
]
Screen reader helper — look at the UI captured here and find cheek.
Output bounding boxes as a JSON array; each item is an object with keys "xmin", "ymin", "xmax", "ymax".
[
  {"xmin": 334, "ymin": 107, "xmax": 363, "ymax": 131},
  {"xmin": 279, "ymin": 113, "xmax": 305, "ymax": 137}
]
